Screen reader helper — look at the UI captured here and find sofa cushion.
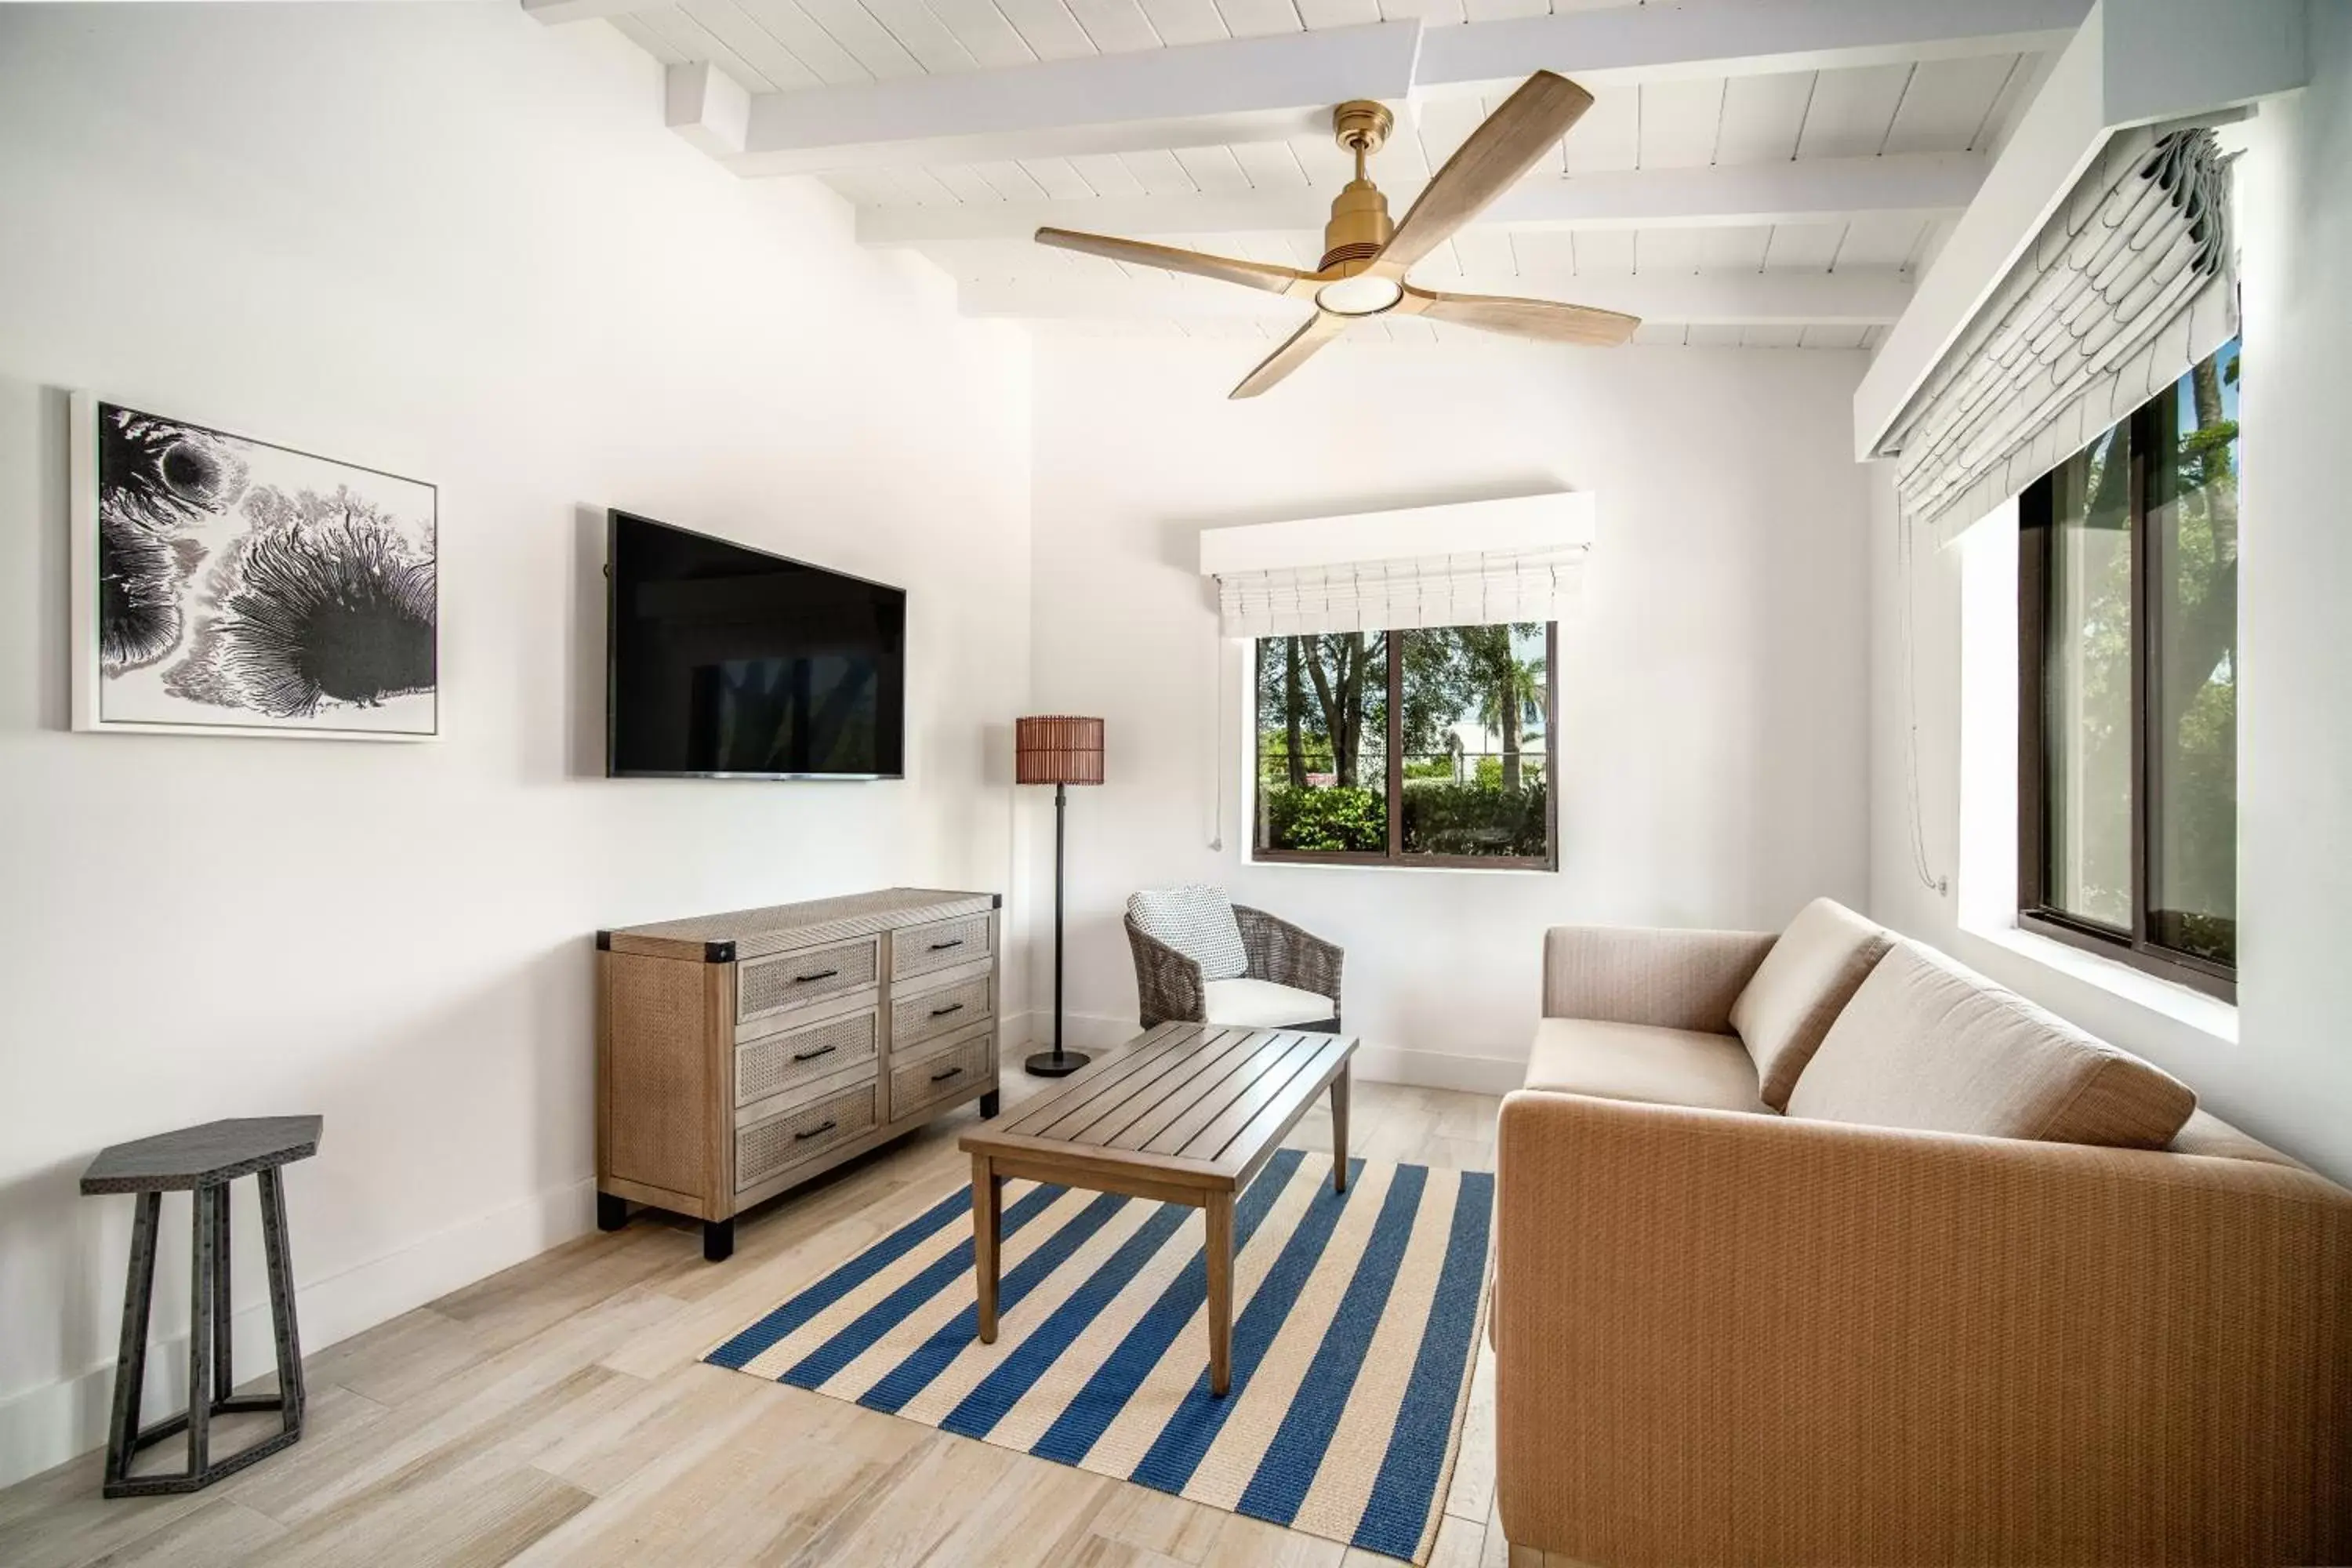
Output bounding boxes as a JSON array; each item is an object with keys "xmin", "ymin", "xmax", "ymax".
[
  {"xmin": 1727, "ymin": 897, "xmax": 1892, "ymax": 1110},
  {"xmin": 1524, "ymin": 1018, "xmax": 1769, "ymax": 1116},
  {"xmin": 1202, "ymin": 977, "xmax": 1336, "ymax": 1029},
  {"xmin": 1784, "ymin": 942, "xmax": 2196, "ymax": 1148},
  {"xmin": 1127, "ymin": 885, "xmax": 1249, "ymax": 980}
]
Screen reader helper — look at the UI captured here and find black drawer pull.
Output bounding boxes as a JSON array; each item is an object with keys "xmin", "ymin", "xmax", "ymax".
[
  {"xmin": 793, "ymin": 1120, "xmax": 837, "ymax": 1142},
  {"xmin": 928, "ymin": 938, "xmax": 966, "ymax": 951},
  {"xmin": 929, "ymin": 1065, "xmax": 964, "ymax": 1083},
  {"xmin": 793, "ymin": 968, "xmax": 839, "ymax": 984},
  {"xmin": 791, "ymin": 1043, "xmax": 838, "ymax": 1063},
  {"xmin": 929, "ymin": 1002, "xmax": 965, "ymax": 1018}
]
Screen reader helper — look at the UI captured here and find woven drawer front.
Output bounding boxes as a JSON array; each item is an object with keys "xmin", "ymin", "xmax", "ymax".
[
  {"xmin": 893, "ymin": 972, "xmax": 994, "ymax": 1051},
  {"xmin": 738, "ymin": 938, "xmax": 877, "ymax": 1025},
  {"xmin": 736, "ymin": 1083, "xmax": 875, "ymax": 1192},
  {"xmin": 737, "ymin": 1008, "xmax": 877, "ymax": 1108},
  {"xmin": 894, "ymin": 914, "xmax": 993, "ymax": 982},
  {"xmin": 891, "ymin": 1031, "xmax": 993, "ymax": 1119}
]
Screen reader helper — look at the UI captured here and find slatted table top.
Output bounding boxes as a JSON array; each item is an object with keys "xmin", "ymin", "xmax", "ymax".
[{"xmin": 962, "ymin": 1022, "xmax": 1356, "ymax": 1193}]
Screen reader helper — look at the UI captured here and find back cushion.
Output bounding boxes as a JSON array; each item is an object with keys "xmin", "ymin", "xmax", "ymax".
[
  {"xmin": 1784, "ymin": 942, "xmax": 2197, "ymax": 1148},
  {"xmin": 1727, "ymin": 898, "xmax": 1893, "ymax": 1110},
  {"xmin": 1126, "ymin": 886, "xmax": 1249, "ymax": 980}
]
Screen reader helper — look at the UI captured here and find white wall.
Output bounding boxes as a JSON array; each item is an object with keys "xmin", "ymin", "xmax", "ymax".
[
  {"xmin": 1865, "ymin": 0, "xmax": 2352, "ymax": 1185},
  {"xmin": 0, "ymin": 4, "xmax": 1033, "ymax": 1486},
  {"xmin": 1026, "ymin": 337, "xmax": 1874, "ymax": 1088}
]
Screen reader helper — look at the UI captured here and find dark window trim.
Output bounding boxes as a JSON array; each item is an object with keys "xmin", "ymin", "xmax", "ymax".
[
  {"xmin": 2017, "ymin": 395, "xmax": 2237, "ymax": 1004},
  {"xmin": 1251, "ymin": 621, "xmax": 1560, "ymax": 873}
]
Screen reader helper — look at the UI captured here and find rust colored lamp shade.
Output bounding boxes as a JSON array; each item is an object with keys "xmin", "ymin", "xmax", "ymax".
[{"xmin": 1016, "ymin": 716, "xmax": 1105, "ymax": 786}]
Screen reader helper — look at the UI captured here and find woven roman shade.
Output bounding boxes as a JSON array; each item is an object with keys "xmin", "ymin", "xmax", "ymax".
[
  {"xmin": 1878, "ymin": 125, "xmax": 2237, "ymax": 543},
  {"xmin": 1200, "ymin": 492, "xmax": 1593, "ymax": 640},
  {"xmin": 1214, "ymin": 548, "xmax": 1586, "ymax": 638}
]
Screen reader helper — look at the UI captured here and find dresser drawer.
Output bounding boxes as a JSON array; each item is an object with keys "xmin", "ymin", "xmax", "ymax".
[
  {"xmin": 736, "ymin": 937, "xmax": 879, "ymax": 1026},
  {"xmin": 893, "ymin": 913, "xmax": 993, "ymax": 983},
  {"xmin": 736, "ymin": 1007, "xmax": 877, "ymax": 1109},
  {"xmin": 736, "ymin": 1082, "xmax": 876, "ymax": 1193},
  {"xmin": 892, "ymin": 971, "xmax": 994, "ymax": 1051},
  {"xmin": 891, "ymin": 1028, "xmax": 993, "ymax": 1120}
]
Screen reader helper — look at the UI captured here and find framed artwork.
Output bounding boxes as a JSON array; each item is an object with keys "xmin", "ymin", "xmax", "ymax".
[{"xmin": 71, "ymin": 394, "xmax": 438, "ymax": 739}]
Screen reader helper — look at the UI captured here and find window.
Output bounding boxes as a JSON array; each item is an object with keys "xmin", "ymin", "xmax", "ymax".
[
  {"xmin": 2020, "ymin": 339, "xmax": 2238, "ymax": 998},
  {"xmin": 1252, "ymin": 623, "xmax": 1557, "ymax": 869}
]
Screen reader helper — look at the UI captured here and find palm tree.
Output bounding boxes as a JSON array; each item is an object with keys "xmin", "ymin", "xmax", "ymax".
[{"xmin": 1460, "ymin": 626, "xmax": 1545, "ymax": 792}]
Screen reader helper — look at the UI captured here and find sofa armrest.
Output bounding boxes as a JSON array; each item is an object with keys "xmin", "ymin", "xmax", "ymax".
[
  {"xmin": 1126, "ymin": 916, "xmax": 1205, "ymax": 1029},
  {"xmin": 1492, "ymin": 1089, "xmax": 2352, "ymax": 1566},
  {"xmin": 1541, "ymin": 924, "xmax": 1775, "ymax": 1032},
  {"xmin": 1234, "ymin": 905, "xmax": 1342, "ymax": 1013}
]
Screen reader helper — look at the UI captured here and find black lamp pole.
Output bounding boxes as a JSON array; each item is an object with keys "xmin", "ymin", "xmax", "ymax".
[{"xmin": 1029, "ymin": 779, "xmax": 1089, "ymax": 1076}]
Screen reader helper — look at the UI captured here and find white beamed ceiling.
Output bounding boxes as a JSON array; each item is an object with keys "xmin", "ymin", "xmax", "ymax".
[{"xmin": 539, "ymin": 0, "xmax": 2079, "ymax": 347}]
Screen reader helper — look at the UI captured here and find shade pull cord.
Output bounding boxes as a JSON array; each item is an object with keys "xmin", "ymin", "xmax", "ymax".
[{"xmin": 1899, "ymin": 506, "xmax": 1950, "ymax": 898}]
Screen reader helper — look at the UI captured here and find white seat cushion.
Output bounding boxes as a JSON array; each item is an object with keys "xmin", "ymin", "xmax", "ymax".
[
  {"xmin": 1201, "ymin": 978, "xmax": 1336, "ymax": 1029},
  {"xmin": 1127, "ymin": 885, "xmax": 1250, "ymax": 981},
  {"xmin": 1523, "ymin": 1018, "xmax": 1769, "ymax": 1116}
]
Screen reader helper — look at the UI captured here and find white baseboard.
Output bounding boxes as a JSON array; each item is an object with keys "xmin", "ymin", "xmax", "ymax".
[
  {"xmin": 0, "ymin": 1176, "xmax": 597, "ymax": 1492},
  {"xmin": 1006, "ymin": 1011, "xmax": 1526, "ymax": 1097},
  {"xmin": 1348, "ymin": 1044, "xmax": 1527, "ymax": 1096}
]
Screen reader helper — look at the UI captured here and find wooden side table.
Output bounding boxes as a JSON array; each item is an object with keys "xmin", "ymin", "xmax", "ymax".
[{"xmin": 79, "ymin": 1116, "xmax": 320, "ymax": 1497}]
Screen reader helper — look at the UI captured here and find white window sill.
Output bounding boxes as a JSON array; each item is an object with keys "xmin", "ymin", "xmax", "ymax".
[
  {"xmin": 1240, "ymin": 854, "xmax": 1555, "ymax": 877},
  {"xmin": 1963, "ymin": 920, "xmax": 2238, "ymax": 1046}
]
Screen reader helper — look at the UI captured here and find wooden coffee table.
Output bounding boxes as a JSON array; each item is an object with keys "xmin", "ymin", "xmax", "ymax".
[{"xmin": 960, "ymin": 1022, "xmax": 1356, "ymax": 1396}]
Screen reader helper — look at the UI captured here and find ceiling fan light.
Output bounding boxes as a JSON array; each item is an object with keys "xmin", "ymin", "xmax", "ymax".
[{"xmin": 1314, "ymin": 274, "xmax": 1404, "ymax": 317}]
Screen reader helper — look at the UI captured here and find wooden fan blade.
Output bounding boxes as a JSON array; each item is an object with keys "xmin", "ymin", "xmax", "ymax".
[
  {"xmin": 1230, "ymin": 312, "xmax": 1351, "ymax": 399},
  {"xmin": 1376, "ymin": 71, "xmax": 1593, "ymax": 278},
  {"xmin": 1404, "ymin": 286, "xmax": 1639, "ymax": 347},
  {"xmin": 1035, "ymin": 227, "xmax": 1311, "ymax": 296}
]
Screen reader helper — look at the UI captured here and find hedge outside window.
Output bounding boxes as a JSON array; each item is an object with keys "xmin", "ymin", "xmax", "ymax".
[
  {"xmin": 2019, "ymin": 338, "xmax": 2238, "ymax": 999},
  {"xmin": 1252, "ymin": 622, "xmax": 1556, "ymax": 869}
]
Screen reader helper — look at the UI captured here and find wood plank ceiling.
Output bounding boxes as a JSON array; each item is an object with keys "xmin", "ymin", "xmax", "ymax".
[{"xmin": 532, "ymin": 0, "xmax": 2078, "ymax": 348}]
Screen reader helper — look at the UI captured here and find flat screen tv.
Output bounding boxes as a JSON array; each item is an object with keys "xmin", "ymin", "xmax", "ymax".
[{"xmin": 606, "ymin": 511, "xmax": 906, "ymax": 779}]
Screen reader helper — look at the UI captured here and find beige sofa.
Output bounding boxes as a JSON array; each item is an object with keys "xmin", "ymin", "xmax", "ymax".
[{"xmin": 1494, "ymin": 899, "xmax": 2352, "ymax": 1567}]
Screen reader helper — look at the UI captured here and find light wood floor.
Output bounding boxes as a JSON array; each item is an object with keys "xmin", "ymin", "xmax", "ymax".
[{"xmin": 0, "ymin": 1075, "xmax": 1531, "ymax": 1568}]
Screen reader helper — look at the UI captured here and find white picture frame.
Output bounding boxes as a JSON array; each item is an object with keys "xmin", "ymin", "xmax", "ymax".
[{"xmin": 71, "ymin": 391, "xmax": 439, "ymax": 741}]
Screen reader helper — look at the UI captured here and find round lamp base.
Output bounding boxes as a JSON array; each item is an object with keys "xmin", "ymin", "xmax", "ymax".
[{"xmin": 1024, "ymin": 1049, "xmax": 1092, "ymax": 1079}]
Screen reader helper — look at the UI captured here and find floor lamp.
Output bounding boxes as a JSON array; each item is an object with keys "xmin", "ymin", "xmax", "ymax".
[{"xmin": 1017, "ymin": 715, "xmax": 1103, "ymax": 1078}]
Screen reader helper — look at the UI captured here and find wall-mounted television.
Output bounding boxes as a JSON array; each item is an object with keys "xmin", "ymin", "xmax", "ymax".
[{"xmin": 606, "ymin": 510, "xmax": 906, "ymax": 780}]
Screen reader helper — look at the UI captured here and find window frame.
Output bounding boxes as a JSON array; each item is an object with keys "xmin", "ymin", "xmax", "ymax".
[
  {"xmin": 1250, "ymin": 622, "xmax": 1560, "ymax": 873},
  {"xmin": 2016, "ymin": 391, "xmax": 2237, "ymax": 1003}
]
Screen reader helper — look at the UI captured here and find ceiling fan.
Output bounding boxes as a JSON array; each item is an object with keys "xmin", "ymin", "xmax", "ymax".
[{"xmin": 1034, "ymin": 71, "xmax": 1639, "ymax": 399}]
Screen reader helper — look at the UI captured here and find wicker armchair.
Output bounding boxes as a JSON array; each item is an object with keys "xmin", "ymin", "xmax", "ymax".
[{"xmin": 1126, "ymin": 904, "xmax": 1344, "ymax": 1031}]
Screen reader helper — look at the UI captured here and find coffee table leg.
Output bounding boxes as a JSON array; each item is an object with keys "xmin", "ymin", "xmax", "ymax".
[
  {"xmin": 973, "ymin": 1155, "xmax": 1001, "ymax": 1345},
  {"xmin": 1206, "ymin": 1192, "xmax": 1233, "ymax": 1396},
  {"xmin": 1331, "ymin": 1061, "xmax": 1351, "ymax": 1192}
]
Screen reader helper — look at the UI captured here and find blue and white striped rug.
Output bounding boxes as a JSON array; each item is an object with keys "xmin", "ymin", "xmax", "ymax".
[{"xmin": 706, "ymin": 1149, "xmax": 1493, "ymax": 1564}]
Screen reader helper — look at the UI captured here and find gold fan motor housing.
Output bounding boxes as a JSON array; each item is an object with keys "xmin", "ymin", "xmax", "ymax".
[{"xmin": 1322, "ymin": 101, "xmax": 1397, "ymax": 274}]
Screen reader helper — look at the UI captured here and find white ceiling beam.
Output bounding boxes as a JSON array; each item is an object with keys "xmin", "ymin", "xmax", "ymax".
[
  {"xmin": 961, "ymin": 269, "xmax": 1914, "ymax": 326},
  {"xmin": 857, "ymin": 152, "xmax": 1985, "ymax": 246},
  {"xmin": 724, "ymin": 24, "xmax": 1421, "ymax": 176},
  {"xmin": 521, "ymin": 0, "xmax": 652, "ymax": 23},
  {"xmin": 1416, "ymin": 0, "xmax": 2089, "ymax": 96},
  {"xmin": 618, "ymin": 0, "xmax": 2087, "ymax": 176},
  {"xmin": 666, "ymin": 62, "xmax": 750, "ymax": 159}
]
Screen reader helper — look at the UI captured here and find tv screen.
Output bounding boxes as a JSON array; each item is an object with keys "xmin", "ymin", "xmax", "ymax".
[{"xmin": 606, "ymin": 511, "xmax": 906, "ymax": 779}]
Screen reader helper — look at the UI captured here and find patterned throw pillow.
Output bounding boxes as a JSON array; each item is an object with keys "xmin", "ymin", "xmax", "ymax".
[{"xmin": 1127, "ymin": 886, "xmax": 1250, "ymax": 981}]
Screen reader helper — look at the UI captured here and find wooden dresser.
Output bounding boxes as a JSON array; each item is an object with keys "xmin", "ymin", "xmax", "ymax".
[{"xmin": 595, "ymin": 887, "xmax": 1002, "ymax": 1260}]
